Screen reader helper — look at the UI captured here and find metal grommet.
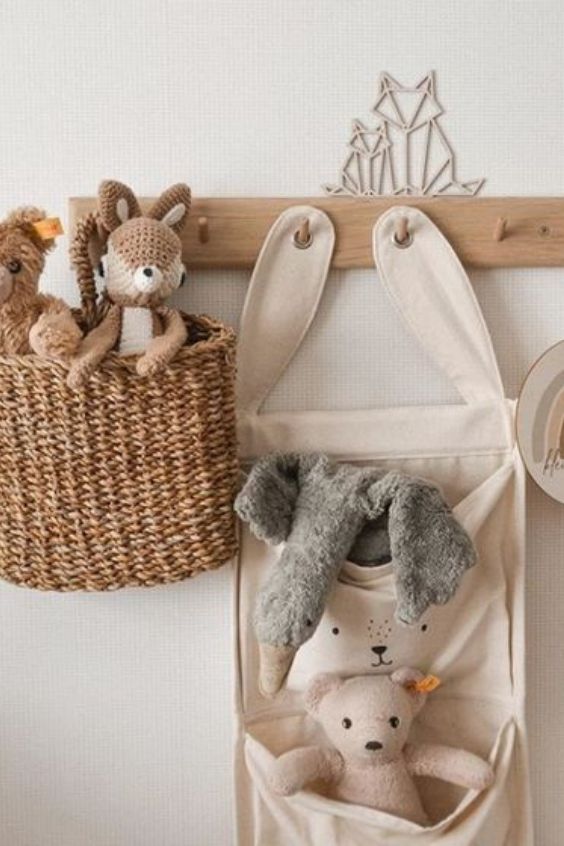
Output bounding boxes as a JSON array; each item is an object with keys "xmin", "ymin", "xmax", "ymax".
[
  {"xmin": 392, "ymin": 231, "xmax": 413, "ymax": 249},
  {"xmin": 293, "ymin": 230, "xmax": 313, "ymax": 249}
]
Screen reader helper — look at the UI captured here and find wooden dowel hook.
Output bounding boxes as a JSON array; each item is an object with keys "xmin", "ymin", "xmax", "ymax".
[
  {"xmin": 198, "ymin": 216, "xmax": 209, "ymax": 244},
  {"xmin": 294, "ymin": 217, "xmax": 312, "ymax": 248},
  {"xmin": 494, "ymin": 217, "xmax": 507, "ymax": 242},
  {"xmin": 395, "ymin": 216, "xmax": 409, "ymax": 244}
]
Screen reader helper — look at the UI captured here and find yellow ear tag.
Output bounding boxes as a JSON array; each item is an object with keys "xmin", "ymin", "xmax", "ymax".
[
  {"xmin": 32, "ymin": 217, "xmax": 64, "ymax": 240},
  {"xmin": 409, "ymin": 675, "xmax": 441, "ymax": 694}
]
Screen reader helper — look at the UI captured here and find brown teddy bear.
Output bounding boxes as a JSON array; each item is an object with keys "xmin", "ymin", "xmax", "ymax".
[
  {"xmin": 269, "ymin": 670, "xmax": 494, "ymax": 826},
  {"xmin": 67, "ymin": 180, "xmax": 191, "ymax": 389},
  {"xmin": 0, "ymin": 206, "xmax": 81, "ymax": 359}
]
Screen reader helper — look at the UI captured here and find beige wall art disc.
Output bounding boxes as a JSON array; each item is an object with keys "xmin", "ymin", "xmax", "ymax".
[{"xmin": 517, "ymin": 340, "xmax": 564, "ymax": 502}]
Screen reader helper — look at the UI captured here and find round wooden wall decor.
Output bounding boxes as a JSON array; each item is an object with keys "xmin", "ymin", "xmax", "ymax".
[{"xmin": 517, "ymin": 340, "xmax": 564, "ymax": 503}]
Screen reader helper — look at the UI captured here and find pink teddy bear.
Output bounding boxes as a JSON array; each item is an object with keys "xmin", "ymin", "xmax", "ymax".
[{"xmin": 269, "ymin": 669, "xmax": 494, "ymax": 826}]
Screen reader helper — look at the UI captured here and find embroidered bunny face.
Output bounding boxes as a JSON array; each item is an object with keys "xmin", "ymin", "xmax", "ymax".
[
  {"xmin": 288, "ymin": 599, "xmax": 436, "ymax": 691},
  {"xmin": 97, "ymin": 181, "xmax": 190, "ymax": 308}
]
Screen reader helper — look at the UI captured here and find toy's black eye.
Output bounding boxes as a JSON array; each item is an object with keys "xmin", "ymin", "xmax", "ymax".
[
  {"xmin": 6, "ymin": 259, "xmax": 21, "ymax": 274},
  {"xmin": 389, "ymin": 716, "xmax": 400, "ymax": 729},
  {"xmin": 98, "ymin": 261, "xmax": 104, "ymax": 278},
  {"xmin": 180, "ymin": 271, "xmax": 186, "ymax": 286},
  {"xmin": 421, "ymin": 624, "xmax": 428, "ymax": 632},
  {"xmin": 305, "ymin": 618, "xmax": 312, "ymax": 627},
  {"xmin": 342, "ymin": 718, "xmax": 352, "ymax": 729}
]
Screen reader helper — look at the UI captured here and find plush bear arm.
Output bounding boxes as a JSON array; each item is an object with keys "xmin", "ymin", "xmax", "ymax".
[
  {"xmin": 136, "ymin": 306, "xmax": 187, "ymax": 377},
  {"xmin": 269, "ymin": 746, "xmax": 343, "ymax": 797},
  {"xmin": 67, "ymin": 305, "xmax": 121, "ymax": 389},
  {"xmin": 29, "ymin": 295, "xmax": 82, "ymax": 361},
  {"xmin": 405, "ymin": 743, "xmax": 494, "ymax": 791}
]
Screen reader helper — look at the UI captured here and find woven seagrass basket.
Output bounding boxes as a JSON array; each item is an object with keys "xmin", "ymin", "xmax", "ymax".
[{"xmin": 0, "ymin": 213, "xmax": 238, "ymax": 591}]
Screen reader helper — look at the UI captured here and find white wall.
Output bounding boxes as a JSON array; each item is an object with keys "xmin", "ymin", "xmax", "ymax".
[{"xmin": 0, "ymin": 1, "xmax": 562, "ymax": 843}]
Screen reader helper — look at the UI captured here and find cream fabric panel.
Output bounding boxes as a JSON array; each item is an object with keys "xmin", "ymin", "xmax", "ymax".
[{"xmin": 233, "ymin": 206, "xmax": 529, "ymax": 845}]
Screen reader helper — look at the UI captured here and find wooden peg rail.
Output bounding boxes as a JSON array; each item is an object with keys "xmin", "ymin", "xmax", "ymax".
[{"xmin": 69, "ymin": 196, "xmax": 564, "ymax": 270}]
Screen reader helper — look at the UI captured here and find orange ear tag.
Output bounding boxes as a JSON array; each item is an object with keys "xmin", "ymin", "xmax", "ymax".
[
  {"xmin": 408, "ymin": 675, "xmax": 441, "ymax": 694},
  {"xmin": 32, "ymin": 217, "xmax": 64, "ymax": 240}
]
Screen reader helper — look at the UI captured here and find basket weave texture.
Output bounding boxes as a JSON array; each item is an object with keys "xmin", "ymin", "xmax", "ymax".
[{"xmin": 0, "ymin": 214, "xmax": 238, "ymax": 591}]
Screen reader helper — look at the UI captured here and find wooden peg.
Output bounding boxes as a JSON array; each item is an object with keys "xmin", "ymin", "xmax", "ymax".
[
  {"xmin": 294, "ymin": 217, "xmax": 311, "ymax": 248},
  {"xmin": 394, "ymin": 216, "xmax": 410, "ymax": 245},
  {"xmin": 493, "ymin": 217, "xmax": 507, "ymax": 242},
  {"xmin": 198, "ymin": 216, "xmax": 209, "ymax": 244}
]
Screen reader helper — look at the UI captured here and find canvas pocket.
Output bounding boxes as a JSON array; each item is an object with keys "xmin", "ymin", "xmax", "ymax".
[{"xmin": 243, "ymin": 711, "xmax": 515, "ymax": 846}]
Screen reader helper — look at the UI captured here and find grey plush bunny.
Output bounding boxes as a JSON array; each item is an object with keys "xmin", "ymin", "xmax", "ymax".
[{"xmin": 234, "ymin": 453, "xmax": 476, "ymax": 696}]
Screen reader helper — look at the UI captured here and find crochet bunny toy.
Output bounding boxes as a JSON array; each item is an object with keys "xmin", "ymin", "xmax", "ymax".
[
  {"xmin": 67, "ymin": 180, "xmax": 191, "ymax": 389},
  {"xmin": 0, "ymin": 206, "xmax": 81, "ymax": 359},
  {"xmin": 235, "ymin": 453, "xmax": 476, "ymax": 696},
  {"xmin": 269, "ymin": 669, "xmax": 494, "ymax": 825}
]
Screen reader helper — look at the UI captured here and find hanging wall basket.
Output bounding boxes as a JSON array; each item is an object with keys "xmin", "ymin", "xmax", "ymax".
[{"xmin": 0, "ymin": 214, "xmax": 238, "ymax": 592}]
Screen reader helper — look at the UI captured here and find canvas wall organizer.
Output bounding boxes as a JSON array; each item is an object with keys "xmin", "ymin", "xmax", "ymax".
[{"xmin": 232, "ymin": 203, "xmax": 531, "ymax": 845}]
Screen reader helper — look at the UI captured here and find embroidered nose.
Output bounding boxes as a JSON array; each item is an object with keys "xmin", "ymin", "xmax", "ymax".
[
  {"xmin": 371, "ymin": 645, "xmax": 387, "ymax": 656},
  {"xmin": 143, "ymin": 267, "xmax": 153, "ymax": 277},
  {"xmin": 365, "ymin": 740, "xmax": 383, "ymax": 751}
]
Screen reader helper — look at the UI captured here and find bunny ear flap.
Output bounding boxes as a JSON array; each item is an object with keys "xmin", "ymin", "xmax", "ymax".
[
  {"xmin": 367, "ymin": 472, "xmax": 477, "ymax": 624},
  {"xmin": 98, "ymin": 181, "xmax": 141, "ymax": 231},
  {"xmin": 148, "ymin": 184, "xmax": 191, "ymax": 232},
  {"xmin": 235, "ymin": 453, "xmax": 321, "ymax": 545}
]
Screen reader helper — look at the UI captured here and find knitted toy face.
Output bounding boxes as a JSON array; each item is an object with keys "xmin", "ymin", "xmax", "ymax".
[
  {"xmin": 0, "ymin": 207, "xmax": 52, "ymax": 308},
  {"xmin": 306, "ymin": 670, "xmax": 426, "ymax": 765},
  {"xmin": 97, "ymin": 181, "xmax": 190, "ymax": 308},
  {"xmin": 103, "ymin": 218, "xmax": 186, "ymax": 306}
]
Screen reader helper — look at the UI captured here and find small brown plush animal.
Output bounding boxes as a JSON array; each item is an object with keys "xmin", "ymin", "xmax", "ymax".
[
  {"xmin": 0, "ymin": 207, "xmax": 81, "ymax": 359},
  {"xmin": 67, "ymin": 180, "xmax": 191, "ymax": 389}
]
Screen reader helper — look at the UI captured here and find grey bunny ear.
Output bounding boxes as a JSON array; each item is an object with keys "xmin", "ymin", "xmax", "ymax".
[
  {"xmin": 234, "ymin": 453, "xmax": 319, "ymax": 545},
  {"xmin": 367, "ymin": 472, "xmax": 477, "ymax": 624}
]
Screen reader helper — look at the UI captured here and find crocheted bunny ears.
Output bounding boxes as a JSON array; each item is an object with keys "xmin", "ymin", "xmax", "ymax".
[
  {"xmin": 98, "ymin": 180, "xmax": 192, "ymax": 234},
  {"xmin": 77, "ymin": 181, "xmax": 192, "ymax": 274}
]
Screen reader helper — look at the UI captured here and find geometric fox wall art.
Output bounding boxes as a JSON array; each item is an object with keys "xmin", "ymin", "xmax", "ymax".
[{"xmin": 323, "ymin": 72, "xmax": 485, "ymax": 197}]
